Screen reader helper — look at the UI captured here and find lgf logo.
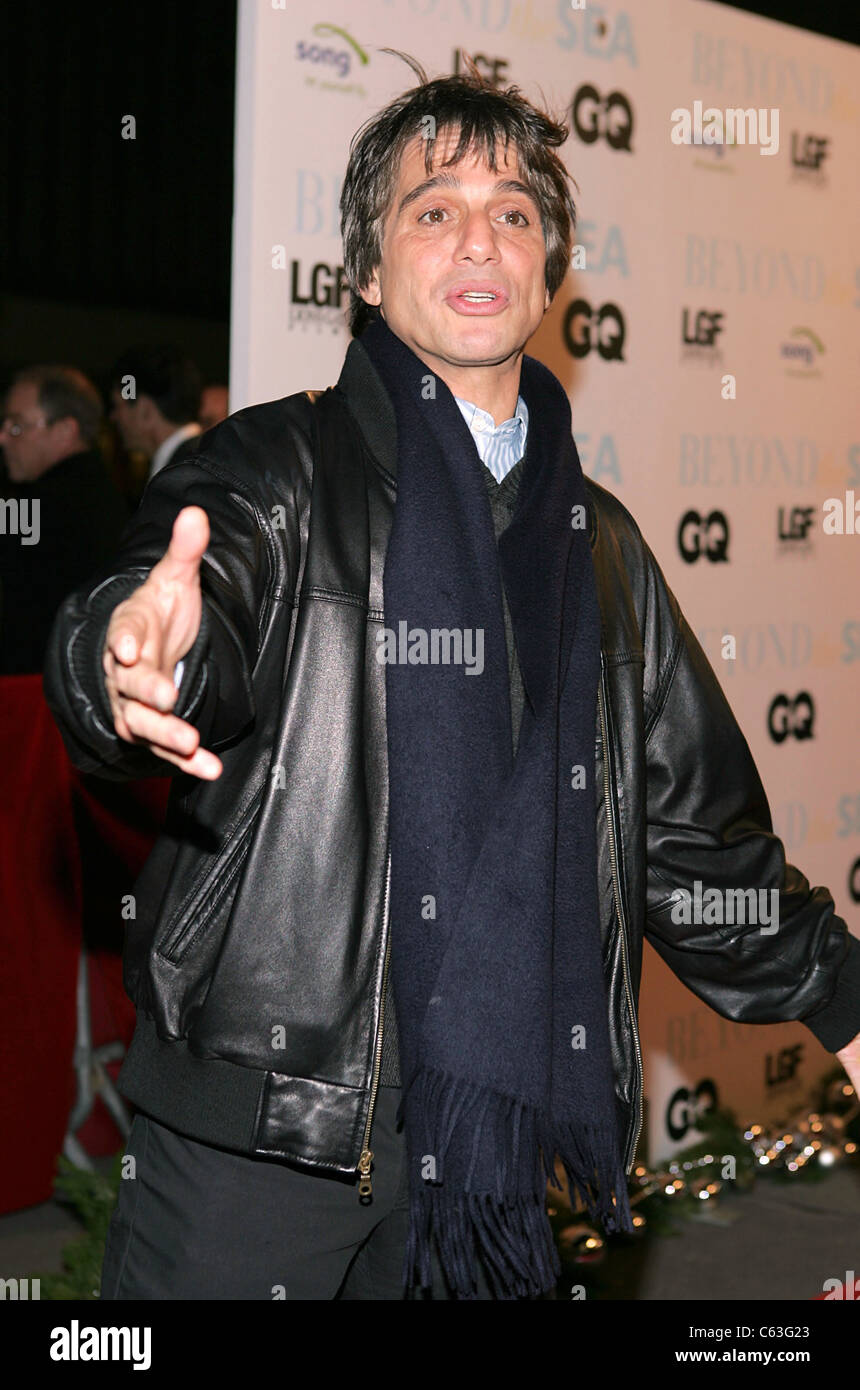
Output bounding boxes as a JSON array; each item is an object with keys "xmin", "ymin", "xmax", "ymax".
[
  {"xmin": 288, "ymin": 260, "xmax": 350, "ymax": 331},
  {"xmin": 677, "ymin": 510, "xmax": 730, "ymax": 564},
  {"xmin": 682, "ymin": 309, "xmax": 724, "ymax": 348},
  {"xmin": 562, "ymin": 300, "xmax": 626, "ymax": 360},
  {"xmin": 765, "ymin": 1043, "xmax": 803, "ymax": 1087},
  {"xmin": 790, "ymin": 133, "xmax": 829, "ymax": 172},
  {"xmin": 767, "ymin": 692, "xmax": 815, "ymax": 744},
  {"xmin": 778, "ymin": 506, "xmax": 814, "ymax": 544},
  {"xmin": 666, "ymin": 1078, "xmax": 718, "ymax": 1142},
  {"xmin": 452, "ymin": 50, "xmax": 509, "ymax": 87},
  {"xmin": 571, "ymin": 85, "xmax": 634, "ymax": 151},
  {"xmin": 0, "ymin": 1277, "xmax": 40, "ymax": 1299},
  {"xmin": 290, "ymin": 261, "xmax": 348, "ymax": 310}
]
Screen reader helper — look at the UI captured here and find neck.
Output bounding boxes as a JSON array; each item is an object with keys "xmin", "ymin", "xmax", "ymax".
[
  {"xmin": 412, "ymin": 348, "xmax": 524, "ymax": 426},
  {"xmin": 150, "ymin": 419, "xmax": 182, "ymax": 452}
]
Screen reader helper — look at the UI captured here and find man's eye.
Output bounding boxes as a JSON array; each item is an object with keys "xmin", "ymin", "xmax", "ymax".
[
  {"xmin": 418, "ymin": 207, "xmax": 447, "ymax": 223},
  {"xmin": 500, "ymin": 209, "xmax": 529, "ymax": 226}
]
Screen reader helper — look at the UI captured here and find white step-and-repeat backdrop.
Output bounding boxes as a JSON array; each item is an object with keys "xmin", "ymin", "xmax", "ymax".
[{"xmin": 230, "ymin": 0, "xmax": 860, "ymax": 1163}]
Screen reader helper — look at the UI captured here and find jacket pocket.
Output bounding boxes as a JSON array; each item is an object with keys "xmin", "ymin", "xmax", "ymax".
[{"xmin": 154, "ymin": 788, "xmax": 263, "ymax": 965}]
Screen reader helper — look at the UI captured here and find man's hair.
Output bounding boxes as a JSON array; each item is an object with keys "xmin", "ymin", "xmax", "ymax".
[
  {"xmin": 13, "ymin": 365, "xmax": 104, "ymax": 447},
  {"xmin": 109, "ymin": 344, "xmax": 203, "ymax": 425},
  {"xmin": 341, "ymin": 52, "xmax": 578, "ymax": 337}
]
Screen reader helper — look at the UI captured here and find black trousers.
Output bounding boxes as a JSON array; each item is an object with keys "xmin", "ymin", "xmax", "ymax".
[{"xmin": 99, "ymin": 1087, "xmax": 519, "ymax": 1300}]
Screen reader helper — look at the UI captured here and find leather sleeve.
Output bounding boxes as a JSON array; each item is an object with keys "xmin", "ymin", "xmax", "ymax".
[
  {"xmin": 42, "ymin": 451, "xmax": 283, "ymax": 782},
  {"xmin": 642, "ymin": 561, "xmax": 860, "ymax": 1054}
]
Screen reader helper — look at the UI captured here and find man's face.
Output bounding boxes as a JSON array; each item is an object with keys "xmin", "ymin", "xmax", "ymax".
[
  {"xmin": 0, "ymin": 382, "xmax": 72, "ymax": 482},
  {"xmin": 110, "ymin": 389, "xmax": 150, "ymax": 453},
  {"xmin": 361, "ymin": 129, "xmax": 551, "ymax": 383},
  {"xmin": 199, "ymin": 385, "xmax": 229, "ymax": 431}
]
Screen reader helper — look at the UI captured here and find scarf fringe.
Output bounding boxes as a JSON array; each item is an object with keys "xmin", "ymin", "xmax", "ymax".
[{"xmin": 404, "ymin": 1065, "xmax": 634, "ymax": 1299}]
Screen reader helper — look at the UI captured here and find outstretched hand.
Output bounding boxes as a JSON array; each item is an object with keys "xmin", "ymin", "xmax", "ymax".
[{"xmin": 102, "ymin": 505, "xmax": 223, "ymax": 779}]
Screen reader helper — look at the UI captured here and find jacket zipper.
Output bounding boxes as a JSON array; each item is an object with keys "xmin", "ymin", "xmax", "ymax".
[
  {"xmin": 598, "ymin": 663, "xmax": 645, "ymax": 1174},
  {"xmin": 357, "ymin": 847, "xmax": 392, "ymax": 1200}
]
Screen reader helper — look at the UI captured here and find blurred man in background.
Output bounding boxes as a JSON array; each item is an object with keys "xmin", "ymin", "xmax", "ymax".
[
  {"xmin": 198, "ymin": 383, "xmax": 229, "ymax": 432},
  {"xmin": 109, "ymin": 345, "xmax": 203, "ymax": 485},
  {"xmin": 0, "ymin": 365, "xmax": 129, "ymax": 673}
]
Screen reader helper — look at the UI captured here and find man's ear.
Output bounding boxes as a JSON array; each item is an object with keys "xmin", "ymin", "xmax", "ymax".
[
  {"xmin": 55, "ymin": 417, "xmax": 80, "ymax": 454},
  {"xmin": 544, "ymin": 284, "xmax": 551, "ymax": 311},
  {"xmin": 361, "ymin": 268, "xmax": 382, "ymax": 307}
]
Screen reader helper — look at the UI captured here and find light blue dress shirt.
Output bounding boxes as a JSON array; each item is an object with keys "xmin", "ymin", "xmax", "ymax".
[{"xmin": 454, "ymin": 394, "xmax": 529, "ymax": 483}]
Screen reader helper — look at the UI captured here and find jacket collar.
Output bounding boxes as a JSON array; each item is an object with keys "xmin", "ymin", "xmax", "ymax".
[
  {"xmin": 335, "ymin": 337, "xmax": 398, "ymax": 480},
  {"xmin": 334, "ymin": 334, "xmax": 597, "ymax": 547}
]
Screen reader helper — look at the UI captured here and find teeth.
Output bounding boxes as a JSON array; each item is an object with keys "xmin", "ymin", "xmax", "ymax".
[{"xmin": 461, "ymin": 292, "xmax": 496, "ymax": 300}]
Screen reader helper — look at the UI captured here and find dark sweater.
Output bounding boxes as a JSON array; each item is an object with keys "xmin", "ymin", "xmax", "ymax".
[{"xmin": 379, "ymin": 456, "xmax": 526, "ymax": 1087}]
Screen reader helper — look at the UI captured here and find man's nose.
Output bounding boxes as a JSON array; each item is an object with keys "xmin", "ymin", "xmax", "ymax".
[{"xmin": 455, "ymin": 210, "xmax": 501, "ymax": 257}]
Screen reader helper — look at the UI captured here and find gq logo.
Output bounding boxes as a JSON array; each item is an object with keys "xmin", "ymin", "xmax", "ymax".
[
  {"xmin": 767, "ymin": 692, "xmax": 815, "ymax": 744},
  {"xmin": 666, "ymin": 1078, "xmax": 718, "ymax": 1142},
  {"xmin": 677, "ymin": 509, "xmax": 730, "ymax": 564},
  {"xmin": 562, "ymin": 300, "xmax": 626, "ymax": 361},
  {"xmin": 571, "ymin": 85, "xmax": 634, "ymax": 151}
]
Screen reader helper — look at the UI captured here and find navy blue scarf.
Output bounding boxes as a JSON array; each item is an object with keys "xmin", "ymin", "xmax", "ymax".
[{"xmin": 360, "ymin": 314, "xmax": 633, "ymax": 1299}]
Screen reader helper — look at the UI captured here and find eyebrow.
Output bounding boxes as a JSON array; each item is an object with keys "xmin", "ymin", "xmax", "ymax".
[{"xmin": 396, "ymin": 170, "xmax": 539, "ymax": 218}]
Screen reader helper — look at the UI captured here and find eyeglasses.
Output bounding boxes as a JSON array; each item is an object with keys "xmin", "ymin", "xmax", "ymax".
[{"xmin": 1, "ymin": 416, "xmax": 50, "ymax": 437}]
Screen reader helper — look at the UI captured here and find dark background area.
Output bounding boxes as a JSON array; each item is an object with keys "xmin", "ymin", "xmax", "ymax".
[
  {"xmin": 0, "ymin": 0, "xmax": 856, "ymax": 400},
  {"xmin": 1, "ymin": 0, "xmax": 237, "ymax": 393}
]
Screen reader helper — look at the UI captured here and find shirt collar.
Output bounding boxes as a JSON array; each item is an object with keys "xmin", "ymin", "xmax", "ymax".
[
  {"xmin": 453, "ymin": 394, "xmax": 528, "ymax": 436},
  {"xmin": 453, "ymin": 394, "xmax": 529, "ymax": 483},
  {"xmin": 150, "ymin": 421, "xmax": 202, "ymax": 479}
]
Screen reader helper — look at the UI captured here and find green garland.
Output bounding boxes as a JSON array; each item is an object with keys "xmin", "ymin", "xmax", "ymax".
[
  {"xmin": 550, "ymin": 1065, "xmax": 859, "ymax": 1251},
  {"xmin": 30, "ymin": 1069, "xmax": 858, "ymax": 1298}
]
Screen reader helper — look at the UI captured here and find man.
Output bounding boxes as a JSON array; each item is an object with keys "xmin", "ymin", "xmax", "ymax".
[
  {"xmin": 0, "ymin": 366, "xmax": 129, "ymax": 673},
  {"xmin": 109, "ymin": 344, "xmax": 203, "ymax": 484},
  {"xmin": 198, "ymin": 382, "xmax": 229, "ymax": 432},
  {"xmin": 44, "ymin": 62, "xmax": 860, "ymax": 1301}
]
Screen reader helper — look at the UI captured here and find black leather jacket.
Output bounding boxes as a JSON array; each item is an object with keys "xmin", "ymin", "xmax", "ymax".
[{"xmin": 44, "ymin": 337, "xmax": 860, "ymax": 1183}]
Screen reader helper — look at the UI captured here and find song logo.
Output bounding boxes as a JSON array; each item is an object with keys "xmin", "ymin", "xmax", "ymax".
[
  {"xmin": 767, "ymin": 692, "xmax": 815, "ymax": 744},
  {"xmin": 294, "ymin": 22, "xmax": 369, "ymax": 81},
  {"xmin": 677, "ymin": 509, "xmax": 730, "ymax": 564},
  {"xmin": 571, "ymin": 85, "xmax": 634, "ymax": 152},
  {"xmin": 562, "ymin": 300, "xmax": 626, "ymax": 361},
  {"xmin": 666, "ymin": 1079, "xmax": 718, "ymax": 1142},
  {"xmin": 780, "ymin": 326, "xmax": 824, "ymax": 375}
]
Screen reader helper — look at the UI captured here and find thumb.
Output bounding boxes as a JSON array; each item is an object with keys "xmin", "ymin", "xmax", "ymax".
[{"xmin": 158, "ymin": 505, "xmax": 210, "ymax": 583}]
